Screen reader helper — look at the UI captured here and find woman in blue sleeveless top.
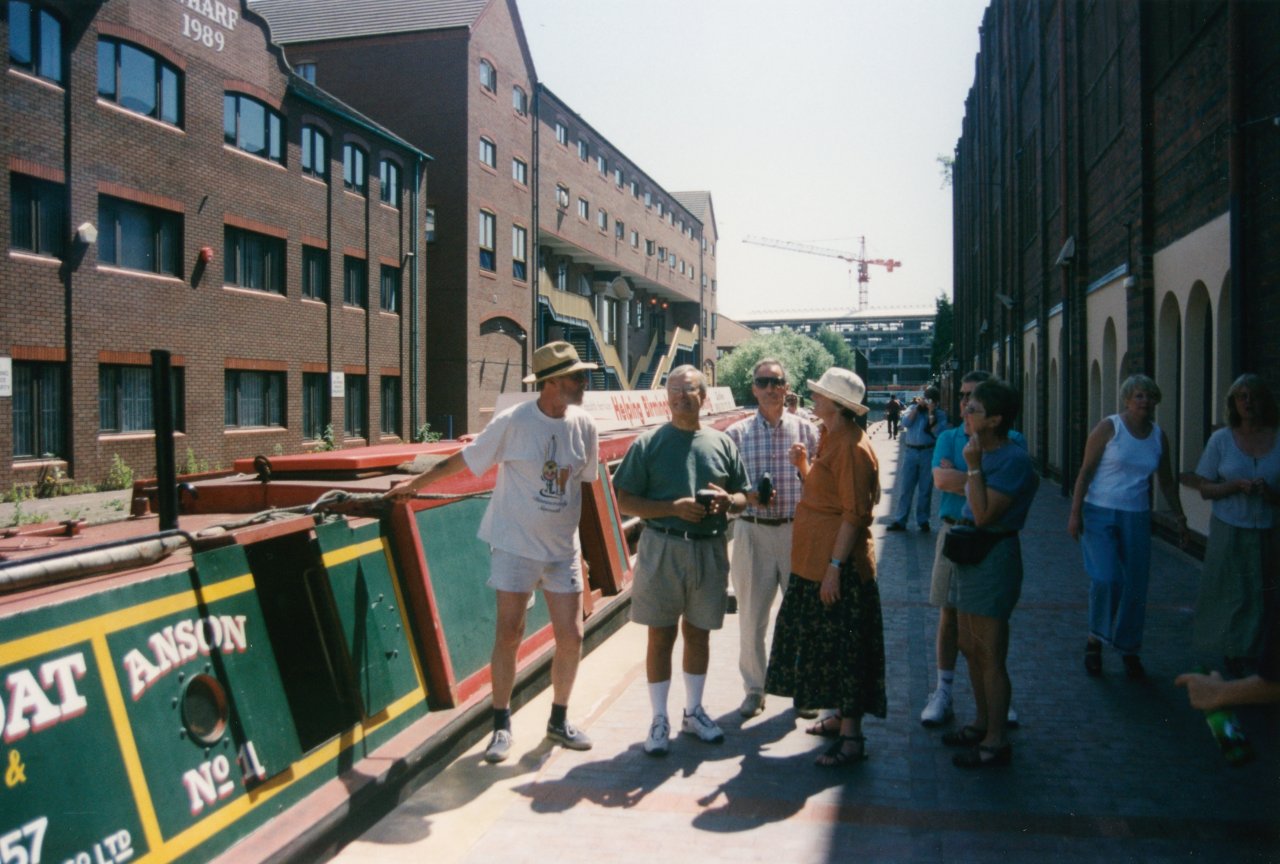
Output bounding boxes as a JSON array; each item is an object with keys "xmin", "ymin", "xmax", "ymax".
[{"xmin": 1068, "ymin": 374, "xmax": 1188, "ymax": 679}]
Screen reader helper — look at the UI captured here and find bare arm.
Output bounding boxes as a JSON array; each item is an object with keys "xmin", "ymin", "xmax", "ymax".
[
  {"xmin": 964, "ymin": 476, "xmax": 1014, "ymax": 527},
  {"xmin": 933, "ymin": 460, "xmax": 967, "ymax": 494},
  {"xmin": 1176, "ymin": 670, "xmax": 1280, "ymax": 712},
  {"xmin": 819, "ymin": 520, "xmax": 858, "ymax": 606},
  {"xmin": 616, "ymin": 488, "xmax": 707, "ymax": 524},
  {"xmin": 385, "ymin": 450, "xmax": 470, "ymax": 499},
  {"xmin": 1068, "ymin": 419, "xmax": 1114, "ymax": 540}
]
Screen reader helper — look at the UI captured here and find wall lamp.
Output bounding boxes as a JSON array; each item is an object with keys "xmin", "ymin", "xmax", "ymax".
[
  {"xmin": 76, "ymin": 222, "xmax": 98, "ymax": 244},
  {"xmin": 1054, "ymin": 236, "xmax": 1075, "ymax": 268}
]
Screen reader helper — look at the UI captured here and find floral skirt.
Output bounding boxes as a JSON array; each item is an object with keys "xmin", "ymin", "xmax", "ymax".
[{"xmin": 764, "ymin": 568, "xmax": 887, "ymax": 719}]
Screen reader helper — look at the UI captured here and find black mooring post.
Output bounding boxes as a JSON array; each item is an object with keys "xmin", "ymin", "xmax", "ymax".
[{"xmin": 151, "ymin": 349, "xmax": 178, "ymax": 531}]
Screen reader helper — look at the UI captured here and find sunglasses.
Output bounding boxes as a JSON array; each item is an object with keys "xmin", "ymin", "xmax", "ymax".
[{"xmin": 754, "ymin": 376, "xmax": 787, "ymax": 389}]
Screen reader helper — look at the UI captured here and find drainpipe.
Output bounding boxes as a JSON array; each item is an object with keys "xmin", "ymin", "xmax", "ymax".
[
  {"xmin": 1227, "ymin": 0, "xmax": 1244, "ymax": 377},
  {"xmin": 410, "ymin": 154, "xmax": 424, "ymax": 433},
  {"xmin": 1057, "ymin": 0, "xmax": 1071, "ymax": 495},
  {"xmin": 530, "ymin": 85, "xmax": 542, "ymax": 386}
]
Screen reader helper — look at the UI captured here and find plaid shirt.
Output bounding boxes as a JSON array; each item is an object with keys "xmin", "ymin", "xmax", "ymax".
[{"xmin": 725, "ymin": 410, "xmax": 820, "ymax": 519}]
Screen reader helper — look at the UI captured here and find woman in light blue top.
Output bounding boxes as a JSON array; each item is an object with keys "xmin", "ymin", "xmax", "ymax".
[
  {"xmin": 1068, "ymin": 374, "xmax": 1187, "ymax": 679},
  {"xmin": 1189, "ymin": 374, "xmax": 1280, "ymax": 675},
  {"xmin": 944, "ymin": 378, "xmax": 1038, "ymax": 769}
]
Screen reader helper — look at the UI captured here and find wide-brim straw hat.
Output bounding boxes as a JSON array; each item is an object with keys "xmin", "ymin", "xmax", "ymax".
[
  {"xmin": 522, "ymin": 341, "xmax": 598, "ymax": 384},
  {"xmin": 806, "ymin": 368, "xmax": 869, "ymax": 415}
]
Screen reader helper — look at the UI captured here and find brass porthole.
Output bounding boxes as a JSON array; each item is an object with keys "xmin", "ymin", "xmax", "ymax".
[{"xmin": 181, "ymin": 673, "xmax": 229, "ymax": 744}]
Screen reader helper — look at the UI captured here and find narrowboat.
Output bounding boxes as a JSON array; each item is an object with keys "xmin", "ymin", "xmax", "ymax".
[{"xmin": 0, "ymin": 388, "xmax": 748, "ymax": 864}]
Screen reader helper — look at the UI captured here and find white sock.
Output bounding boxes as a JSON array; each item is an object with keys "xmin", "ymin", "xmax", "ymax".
[
  {"xmin": 648, "ymin": 679, "xmax": 670, "ymax": 718},
  {"xmin": 684, "ymin": 672, "xmax": 707, "ymax": 714},
  {"xmin": 937, "ymin": 669, "xmax": 955, "ymax": 695}
]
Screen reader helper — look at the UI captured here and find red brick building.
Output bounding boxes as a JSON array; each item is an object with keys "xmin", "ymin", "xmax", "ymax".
[
  {"xmin": 2, "ymin": 0, "xmax": 427, "ymax": 490},
  {"xmin": 951, "ymin": 0, "xmax": 1280, "ymax": 539},
  {"xmin": 248, "ymin": 0, "xmax": 721, "ymax": 435}
]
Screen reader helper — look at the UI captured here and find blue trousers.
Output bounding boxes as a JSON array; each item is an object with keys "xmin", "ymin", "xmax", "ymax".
[
  {"xmin": 1082, "ymin": 502, "xmax": 1151, "ymax": 654},
  {"xmin": 892, "ymin": 445, "xmax": 934, "ymax": 526}
]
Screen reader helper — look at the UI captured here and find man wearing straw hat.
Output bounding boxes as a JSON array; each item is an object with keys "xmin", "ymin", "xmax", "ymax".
[{"xmin": 387, "ymin": 341, "xmax": 599, "ymax": 764}]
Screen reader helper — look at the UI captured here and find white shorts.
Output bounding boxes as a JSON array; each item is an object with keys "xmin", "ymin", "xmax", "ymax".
[{"xmin": 487, "ymin": 547, "xmax": 583, "ymax": 594}]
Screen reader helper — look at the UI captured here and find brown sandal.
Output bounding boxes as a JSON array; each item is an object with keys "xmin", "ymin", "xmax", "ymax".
[
  {"xmin": 805, "ymin": 713, "xmax": 842, "ymax": 737},
  {"xmin": 816, "ymin": 734, "xmax": 867, "ymax": 767}
]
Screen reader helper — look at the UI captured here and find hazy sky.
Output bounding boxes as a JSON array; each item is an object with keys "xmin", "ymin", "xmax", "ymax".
[{"xmin": 517, "ymin": 0, "xmax": 990, "ymax": 320}]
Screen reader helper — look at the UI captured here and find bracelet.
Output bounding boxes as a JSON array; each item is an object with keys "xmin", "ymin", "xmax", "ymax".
[
  {"xmin": 829, "ymin": 558, "xmax": 842, "ymax": 568},
  {"xmin": 967, "ymin": 469, "xmax": 982, "ymax": 477}
]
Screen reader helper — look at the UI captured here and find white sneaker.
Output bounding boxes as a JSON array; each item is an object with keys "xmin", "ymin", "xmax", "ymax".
[
  {"xmin": 919, "ymin": 688, "xmax": 953, "ymax": 727},
  {"xmin": 644, "ymin": 715, "xmax": 670, "ymax": 756},
  {"xmin": 681, "ymin": 705, "xmax": 725, "ymax": 743},
  {"xmin": 484, "ymin": 728, "xmax": 513, "ymax": 763}
]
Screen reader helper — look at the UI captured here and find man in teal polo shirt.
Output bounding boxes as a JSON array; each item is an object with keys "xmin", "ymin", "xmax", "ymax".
[{"xmin": 614, "ymin": 365, "xmax": 748, "ymax": 756}]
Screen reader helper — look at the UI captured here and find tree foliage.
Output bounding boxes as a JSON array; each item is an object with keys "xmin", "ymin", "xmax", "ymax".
[
  {"xmin": 813, "ymin": 326, "xmax": 856, "ymax": 372},
  {"xmin": 937, "ymin": 154, "xmax": 954, "ymax": 189},
  {"xmin": 930, "ymin": 292, "xmax": 954, "ymax": 375},
  {"xmin": 718, "ymin": 329, "xmax": 836, "ymax": 406}
]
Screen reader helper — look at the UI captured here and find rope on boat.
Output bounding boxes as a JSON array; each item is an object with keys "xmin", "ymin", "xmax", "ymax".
[
  {"xmin": 0, "ymin": 488, "xmax": 492, "ymax": 594},
  {"xmin": 0, "ymin": 530, "xmax": 195, "ymax": 593}
]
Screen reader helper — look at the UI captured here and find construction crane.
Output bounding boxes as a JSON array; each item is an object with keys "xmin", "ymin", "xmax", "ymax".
[{"xmin": 743, "ymin": 235, "xmax": 901, "ymax": 311}]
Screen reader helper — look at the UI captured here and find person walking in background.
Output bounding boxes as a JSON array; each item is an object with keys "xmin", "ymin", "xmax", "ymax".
[
  {"xmin": 1187, "ymin": 374, "xmax": 1280, "ymax": 677},
  {"xmin": 613, "ymin": 366, "xmax": 749, "ymax": 756},
  {"xmin": 385, "ymin": 342, "xmax": 599, "ymax": 764},
  {"xmin": 920, "ymin": 371, "xmax": 1025, "ymax": 728},
  {"xmin": 765, "ymin": 368, "xmax": 884, "ymax": 767},
  {"xmin": 785, "ymin": 392, "xmax": 816, "ymax": 423},
  {"xmin": 726, "ymin": 360, "xmax": 820, "ymax": 719},
  {"xmin": 885, "ymin": 394, "xmax": 904, "ymax": 439},
  {"xmin": 888, "ymin": 387, "xmax": 947, "ymax": 532},
  {"xmin": 1067, "ymin": 374, "xmax": 1188, "ymax": 680},
  {"xmin": 943, "ymin": 378, "xmax": 1038, "ymax": 768}
]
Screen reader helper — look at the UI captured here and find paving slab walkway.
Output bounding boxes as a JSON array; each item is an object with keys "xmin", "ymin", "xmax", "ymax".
[{"xmin": 325, "ymin": 427, "xmax": 1280, "ymax": 864}]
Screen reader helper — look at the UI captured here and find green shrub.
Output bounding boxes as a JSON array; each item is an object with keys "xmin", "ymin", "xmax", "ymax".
[
  {"xmin": 183, "ymin": 447, "xmax": 211, "ymax": 475},
  {"xmin": 413, "ymin": 422, "xmax": 443, "ymax": 443},
  {"xmin": 317, "ymin": 424, "xmax": 338, "ymax": 451},
  {"xmin": 102, "ymin": 453, "xmax": 134, "ymax": 490}
]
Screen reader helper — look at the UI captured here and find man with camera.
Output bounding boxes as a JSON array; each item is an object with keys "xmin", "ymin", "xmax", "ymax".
[
  {"xmin": 614, "ymin": 365, "xmax": 749, "ymax": 755},
  {"xmin": 725, "ymin": 360, "xmax": 821, "ymax": 718},
  {"xmin": 888, "ymin": 386, "xmax": 948, "ymax": 532}
]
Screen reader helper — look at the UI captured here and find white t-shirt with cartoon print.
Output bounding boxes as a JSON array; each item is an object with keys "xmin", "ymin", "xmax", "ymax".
[{"xmin": 462, "ymin": 398, "xmax": 599, "ymax": 562}]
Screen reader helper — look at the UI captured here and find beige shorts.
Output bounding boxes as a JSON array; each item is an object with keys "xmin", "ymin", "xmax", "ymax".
[
  {"xmin": 629, "ymin": 530, "xmax": 730, "ymax": 630},
  {"xmin": 487, "ymin": 547, "xmax": 583, "ymax": 594},
  {"xmin": 929, "ymin": 522, "xmax": 957, "ymax": 607}
]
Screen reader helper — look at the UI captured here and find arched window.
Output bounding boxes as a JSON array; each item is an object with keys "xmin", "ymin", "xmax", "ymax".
[
  {"xmin": 1155, "ymin": 292, "xmax": 1183, "ymax": 497},
  {"xmin": 478, "ymin": 58, "xmax": 496, "ymax": 92},
  {"xmin": 9, "ymin": 1, "xmax": 63, "ymax": 84},
  {"xmin": 97, "ymin": 38, "xmax": 182, "ymax": 126},
  {"xmin": 301, "ymin": 124, "xmax": 329, "ymax": 180},
  {"xmin": 379, "ymin": 158, "xmax": 401, "ymax": 207},
  {"xmin": 1089, "ymin": 361, "xmax": 1102, "ymax": 430},
  {"xmin": 1102, "ymin": 318, "xmax": 1117, "ymax": 415},
  {"xmin": 1185, "ymin": 281, "xmax": 1213, "ymax": 467},
  {"xmin": 342, "ymin": 142, "xmax": 367, "ymax": 194},
  {"xmin": 224, "ymin": 92, "xmax": 284, "ymax": 164}
]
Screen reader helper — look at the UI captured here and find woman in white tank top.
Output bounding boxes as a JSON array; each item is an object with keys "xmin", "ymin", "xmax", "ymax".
[{"xmin": 1067, "ymin": 374, "xmax": 1188, "ymax": 679}]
